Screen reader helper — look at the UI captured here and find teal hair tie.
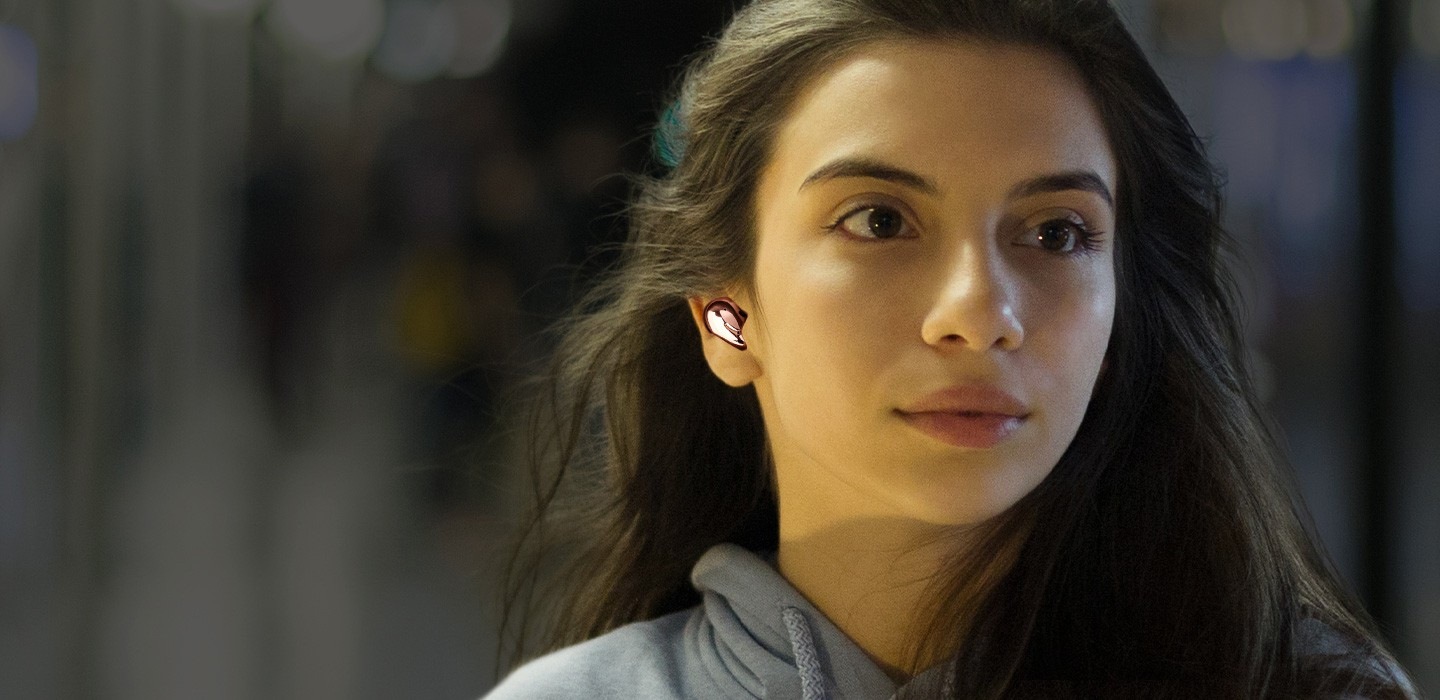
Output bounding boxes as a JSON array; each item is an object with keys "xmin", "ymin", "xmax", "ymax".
[{"xmin": 653, "ymin": 99, "xmax": 686, "ymax": 169}]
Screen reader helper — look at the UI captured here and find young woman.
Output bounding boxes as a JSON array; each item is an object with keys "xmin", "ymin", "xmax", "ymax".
[{"xmin": 483, "ymin": 0, "xmax": 1420, "ymax": 697}]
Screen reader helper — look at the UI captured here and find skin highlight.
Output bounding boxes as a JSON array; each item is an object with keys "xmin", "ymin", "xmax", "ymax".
[{"xmin": 687, "ymin": 38, "xmax": 1117, "ymax": 682}]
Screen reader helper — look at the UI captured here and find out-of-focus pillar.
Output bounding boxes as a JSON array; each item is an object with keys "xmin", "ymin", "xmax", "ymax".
[{"xmin": 76, "ymin": 0, "xmax": 273, "ymax": 698}]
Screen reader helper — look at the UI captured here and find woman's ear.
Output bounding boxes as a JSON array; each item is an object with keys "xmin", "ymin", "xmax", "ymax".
[{"xmin": 687, "ymin": 295, "xmax": 762, "ymax": 388}]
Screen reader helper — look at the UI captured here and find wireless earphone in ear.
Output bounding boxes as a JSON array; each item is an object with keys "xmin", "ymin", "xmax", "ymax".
[{"xmin": 703, "ymin": 297, "xmax": 748, "ymax": 351}]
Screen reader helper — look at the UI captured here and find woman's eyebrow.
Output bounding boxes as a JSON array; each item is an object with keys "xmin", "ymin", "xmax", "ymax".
[
  {"xmin": 798, "ymin": 156, "xmax": 1114, "ymax": 211},
  {"xmin": 1010, "ymin": 170, "xmax": 1114, "ymax": 210},
  {"xmin": 799, "ymin": 157, "xmax": 939, "ymax": 195}
]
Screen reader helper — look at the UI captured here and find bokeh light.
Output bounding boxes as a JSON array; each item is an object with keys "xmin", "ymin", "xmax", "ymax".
[
  {"xmin": 0, "ymin": 24, "xmax": 38, "ymax": 142},
  {"xmin": 373, "ymin": 0, "xmax": 459, "ymax": 83},
  {"xmin": 1222, "ymin": 0, "xmax": 1309, "ymax": 61},
  {"xmin": 171, "ymin": 0, "xmax": 264, "ymax": 20},
  {"xmin": 1305, "ymin": 0, "xmax": 1354, "ymax": 58},
  {"xmin": 448, "ymin": 0, "xmax": 511, "ymax": 78},
  {"xmin": 265, "ymin": 0, "xmax": 385, "ymax": 64}
]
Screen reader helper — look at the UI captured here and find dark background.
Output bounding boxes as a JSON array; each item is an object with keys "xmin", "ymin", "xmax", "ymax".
[{"xmin": 0, "ymin": 0, "xmax": 1436, "ymax": 697}]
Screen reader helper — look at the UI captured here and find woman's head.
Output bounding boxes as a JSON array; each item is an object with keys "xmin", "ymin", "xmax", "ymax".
[
  {"xmin": 685, "ymin": 37, "xmax": 1117, "ymax": 531},
  {"xmin": 639, "ymin": 0, "xmax": 1190, "ymax": 538},
  {"xmin": 498, "ymin": 0, "xmax": 1413, "ymax": 696}
]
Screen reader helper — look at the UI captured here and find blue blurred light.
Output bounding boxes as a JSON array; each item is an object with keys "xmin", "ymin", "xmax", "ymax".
[
  {"xmin": 1396, "ymin": 60, "xmax": 1440, "ymax": 311},
  {"xmin": 0, "ymin": 24, "xmax": 38, "ymax": 142},
  {"xmin": 373, "ymin": 0, "xmax": 457, "ymax": 83},
  {"xmin": 1212, "ymin": 56, "xmax": 1357, "ymax": 299}
]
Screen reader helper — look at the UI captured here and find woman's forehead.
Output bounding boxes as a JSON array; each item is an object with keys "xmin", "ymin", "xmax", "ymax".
[{"xmin": 762, "ymin": 38, "xmax": 1117, "ymax": 202}]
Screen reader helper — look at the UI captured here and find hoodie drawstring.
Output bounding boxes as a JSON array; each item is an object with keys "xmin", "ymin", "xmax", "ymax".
[{"xmin": 781, "ymin": 606, "xmax": 829, "ymax": 700}]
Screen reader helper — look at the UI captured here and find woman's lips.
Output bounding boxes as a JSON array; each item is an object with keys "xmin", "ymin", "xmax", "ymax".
[{"xmin": 896, "ymin": 410, "xmax": 1026, "ymax": 449}]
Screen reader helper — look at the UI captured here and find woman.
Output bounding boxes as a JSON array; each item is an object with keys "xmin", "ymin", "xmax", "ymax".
[{"xmin": 483, "ymin": 0, "xmax": 1420, "ymax": 697}]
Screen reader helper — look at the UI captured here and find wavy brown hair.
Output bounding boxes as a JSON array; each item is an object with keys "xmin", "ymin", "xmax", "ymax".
[{"xmin": 490, "ymin": 0, "xmax": 1418, "ymax": 697}]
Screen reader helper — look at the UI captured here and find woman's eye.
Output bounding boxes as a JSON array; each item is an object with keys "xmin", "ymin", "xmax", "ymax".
[
  {"xmin": 1023, "ymin": 218, "xmax": 1101, "ymax": 256},
  {"xmin": 830, "ymin": 204, "xmax": 911, "ymax": 241}
]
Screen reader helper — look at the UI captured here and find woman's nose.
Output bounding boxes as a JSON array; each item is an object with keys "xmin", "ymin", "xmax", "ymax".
[{"xmin": 919, "ymin": 243, "xmax": 1024, "ymax": 351}]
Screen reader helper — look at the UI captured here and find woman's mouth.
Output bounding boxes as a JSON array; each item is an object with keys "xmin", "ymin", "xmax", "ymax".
[{"xmin": 896, "ymin": 410, "xmax": 1026, "ymax": 449}]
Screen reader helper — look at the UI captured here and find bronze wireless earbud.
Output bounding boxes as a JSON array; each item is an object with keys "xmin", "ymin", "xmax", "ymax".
[{"xmin": 703, "ymin": 297, "xmax": 748, "ymax": 351}]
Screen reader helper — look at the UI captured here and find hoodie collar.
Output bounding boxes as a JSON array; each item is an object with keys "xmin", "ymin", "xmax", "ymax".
[{"xmin": 690, "ymin": 543, "xmax": 953, "ymax": 700}]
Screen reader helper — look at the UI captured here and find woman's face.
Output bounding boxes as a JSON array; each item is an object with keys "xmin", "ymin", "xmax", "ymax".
[{"xmin": 693, "ymin": 39, "xmax": 1117, "ymax": 531}]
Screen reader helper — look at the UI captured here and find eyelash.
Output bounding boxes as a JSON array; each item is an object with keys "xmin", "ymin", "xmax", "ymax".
[{"xmin": 822, "ymin": 203, "xmax": 1107, "ymax": 258}]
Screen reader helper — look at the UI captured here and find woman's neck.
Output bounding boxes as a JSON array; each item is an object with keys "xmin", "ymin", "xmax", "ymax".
[{"xmin": 773, "ymin": 512, "xmax": 971, "ymax": 683}]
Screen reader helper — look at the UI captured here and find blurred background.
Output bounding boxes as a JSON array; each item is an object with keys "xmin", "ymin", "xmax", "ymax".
[{"xmin": 0, "ymin": 0, "xmax": 1435, "ymax": 697}]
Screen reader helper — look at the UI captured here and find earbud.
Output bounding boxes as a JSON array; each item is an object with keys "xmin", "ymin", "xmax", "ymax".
[{"xmin": 703, "ymin": 297, "xmax": 748, "ymax": 351}]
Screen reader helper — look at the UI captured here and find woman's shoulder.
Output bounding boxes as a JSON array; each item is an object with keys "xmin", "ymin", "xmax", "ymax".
[{"xmin": 480, "ymin": 607, "xmax": 701, "ymax": 700}]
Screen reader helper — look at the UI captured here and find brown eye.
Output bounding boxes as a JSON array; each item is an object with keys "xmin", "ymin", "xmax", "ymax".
[
  {"xmin": 833, "ymin": 204, "xmax": 909, "ymax": 240},
  {"xmin": 1036, "ymin": 220, "xmax": 1079, "ymax": 252},
  {"xmin": 1021, "ymin": 217, "xmax": 1103, "ymax": 257}
]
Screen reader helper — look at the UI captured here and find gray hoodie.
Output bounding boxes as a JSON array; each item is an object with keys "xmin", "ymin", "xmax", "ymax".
[{"xmin": 481, "ymin": 542, "xmax": 1418, "ymax": 699}]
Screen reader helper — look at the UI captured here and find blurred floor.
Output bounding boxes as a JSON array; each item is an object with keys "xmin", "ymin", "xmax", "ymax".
[{"xmin": 50, "ymin": 266, "xmax": 499, "ymax": 699}]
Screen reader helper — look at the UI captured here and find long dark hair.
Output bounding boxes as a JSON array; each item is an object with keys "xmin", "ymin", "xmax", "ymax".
[{"xmin": 492, "ymin": 0, "xmax": 1416, "ymax": 697}]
